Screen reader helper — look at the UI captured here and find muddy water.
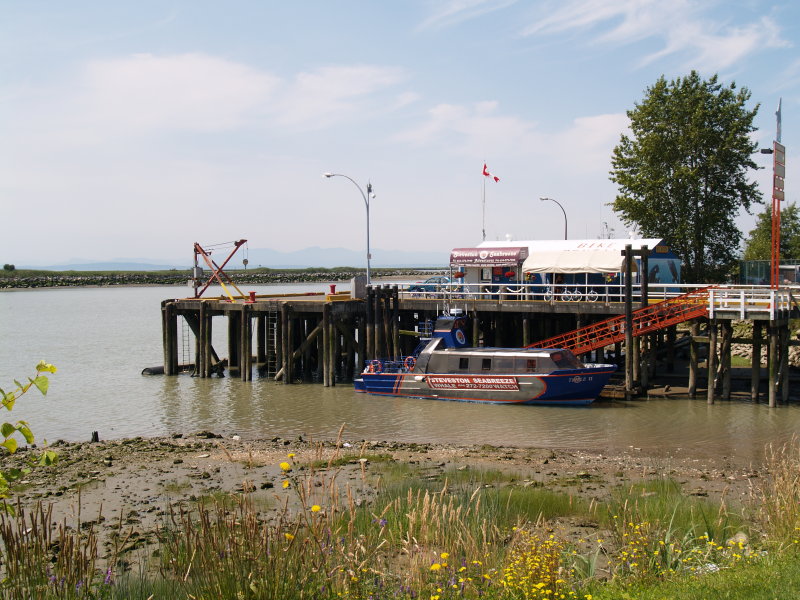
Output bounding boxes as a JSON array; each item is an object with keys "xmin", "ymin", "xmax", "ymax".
[{"xmin": 2, "ymin": 284, "xmax": 798, "ymax": 463}]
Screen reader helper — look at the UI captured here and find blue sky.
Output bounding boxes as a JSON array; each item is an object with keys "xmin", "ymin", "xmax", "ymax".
[{"xmin": 2, "ymin": 0, "xmax": 797, "ymax": 266}]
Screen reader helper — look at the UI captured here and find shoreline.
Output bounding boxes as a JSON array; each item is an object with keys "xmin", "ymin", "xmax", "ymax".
[{"xmin": 3, "ymin": 433, "xmax": 763, "ymax": 567}]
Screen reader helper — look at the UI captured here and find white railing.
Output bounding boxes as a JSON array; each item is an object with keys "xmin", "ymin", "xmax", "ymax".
[
  {"xmin": 397, "ymin": 282, "xmax": 696, "ymax": 303},
  {"xmin": 396, "ymin": 282, "xmax": 797, "ymax": 319},
  {"xmin": 708, "ymin": 286, "xmax": 794, "ymax": 320}
]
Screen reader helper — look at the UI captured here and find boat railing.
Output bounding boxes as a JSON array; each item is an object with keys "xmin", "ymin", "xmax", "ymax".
[{"xmin": 362, "ymin": 357, "xmax": 417, "ymax": 374}]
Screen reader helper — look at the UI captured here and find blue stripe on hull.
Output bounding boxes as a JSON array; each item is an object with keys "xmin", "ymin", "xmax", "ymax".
[{"xmin": 353, "ymin": 368, "xmax": 615, "ymax": 406}]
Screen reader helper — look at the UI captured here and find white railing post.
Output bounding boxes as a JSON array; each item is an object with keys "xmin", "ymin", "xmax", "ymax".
[
  {"xmin": 708, "ymin": 289, "xmax": 715, "ymax": 319},
  {"xmin": 739, "ymin": 290, "xmax": 746, "ymax": 319}
]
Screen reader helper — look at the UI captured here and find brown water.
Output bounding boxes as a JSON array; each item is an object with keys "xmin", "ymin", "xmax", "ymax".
[{"xmin": 2, "ymin": 284, "xmax": 799, "ymax": 464}]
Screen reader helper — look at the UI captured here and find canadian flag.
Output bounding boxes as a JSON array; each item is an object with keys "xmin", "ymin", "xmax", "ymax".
[{"xmin": 482, "ymin": 163, "xmax": 500, "ymax": 182}]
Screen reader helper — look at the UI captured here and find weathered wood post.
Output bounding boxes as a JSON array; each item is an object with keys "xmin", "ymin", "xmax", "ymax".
[
  {"xmin": 688, "ymin": 320, "xmax": 699, "ymax": 397},
  {"xmin": 228, "ymin": 311, "xmax": 241, "ymax": 377},
  {"xmin": 240, "ymin": 305, "xmax": 252, "ymax": 381},
  {"xmin": 768, "ymin": 323, "xmax": 778, "ymax": 407},
  {"xmin": 322, "ymin": 303, "xmax": 330, "ymax": 387},
  {"xmin": 623, "ymin": 244, "xmax": 634, "ymax": 398},
  {"xmin": 780, "ymin": 322, "xmax": 789, "ymax": 405},
  {"xmin": 256, "ymin": 315, "xmax": 266, "ymax": 365},
  {"xmin": 751, "ymin": 320, "xmax": 762, "ymax": 402},
  {"xmin": 365, "ymin": 286, "xmax": 374, "ymax": 359},
  {"xmin": 707, "ymin": 319, "xmax": 717, "ymax": 404},
  {"xmin": 666, "ymin": 325, "xmax": 676, "ymax": 373},
  {"xmin": 281, "ymin": 303, "xmax": 290, "ymax": 384},
  {"xmin": 357, "ymin": 314, "xmax": 366, "ymax": 375},
  {"xmin": 161, "ymin": 301, "xmax": 179, "ymax": 376},
  {"xmin": 720, "ymin": 319, "xmax": 732, "ymax": 400},
  {"xmin": 329, "ymin": 305, "xmax": 337, "ymax": 386},
  {"xmin": 639, "ymin": 245, "xmax": 649, "ymax": 391},
  {"xmin": 392, "ymin": 285, "xmax": 400, "ymax": 360}
]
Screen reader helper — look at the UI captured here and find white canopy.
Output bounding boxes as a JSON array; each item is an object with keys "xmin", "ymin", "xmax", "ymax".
[
  {"xmin": 522, "ymin": 248, "xmax": 637, "ymax": 274},
  {"xmin": 470, "ymin": 239, "xmax": 660, "ymax": 274}
]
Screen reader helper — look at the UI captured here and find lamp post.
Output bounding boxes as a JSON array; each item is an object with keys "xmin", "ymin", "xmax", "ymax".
[
  {"xmin": 323, "ymin": 173, "xmax": 375, "ymax": 284},
  {"xmin": 539, "ymin": 197, "xmax": 567, "ymax": 240}
]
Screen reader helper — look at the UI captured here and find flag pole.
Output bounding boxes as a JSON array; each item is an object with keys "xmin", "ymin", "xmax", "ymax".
[{"xmin": 482, "ymin": 175, "xmax": 486, "ymax": 241}]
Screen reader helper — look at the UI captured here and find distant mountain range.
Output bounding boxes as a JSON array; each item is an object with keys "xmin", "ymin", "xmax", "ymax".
[{"xmin": 22, "ymin": 246, "xmax": 449, "ymax": 271}]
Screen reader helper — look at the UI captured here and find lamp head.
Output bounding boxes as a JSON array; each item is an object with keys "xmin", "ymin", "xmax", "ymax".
[{"xmin": 323, "ymin": 172, "xmax": 333, "ymax": 178}]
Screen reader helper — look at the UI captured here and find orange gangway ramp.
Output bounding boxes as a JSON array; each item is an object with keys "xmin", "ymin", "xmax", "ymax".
[{"xmin": 528, "ymin": 287, "xmax": 712, "ymax": 355}]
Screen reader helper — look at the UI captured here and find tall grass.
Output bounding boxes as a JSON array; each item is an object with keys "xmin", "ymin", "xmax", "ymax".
[{"xmin": 3, "ymin": 439, "xmax": 800, "ymax": 599}]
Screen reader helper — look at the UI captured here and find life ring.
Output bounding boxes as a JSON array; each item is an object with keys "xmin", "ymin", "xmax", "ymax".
[
  {"xmin": 404, "ymin": 356, "xmax": 416, "ymax": 371},
  {"xmin": 368, "ymin": 360, "xmax": 383, "ymax": 374}
]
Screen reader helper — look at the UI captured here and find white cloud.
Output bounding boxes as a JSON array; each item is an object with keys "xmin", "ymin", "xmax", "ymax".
[
  {"xmin": 395, "ymin": 100, "xmax": 627, "ymax": 173},
  {"xmin": 417, "ymin": 0, "xmax": 517, "ymax": 31},
  {"xmin": 4, "ymin": 54, "xmax": 410, "ymax": 151},
  {"xmin": 80, "ymin": 53, "xmax": 280, "ymax": 134},
  {"xmin": 522, "ymin": 0, "xmax": 789, "ymax": 72},
  {"xmin": 274, "ymin": 65, "xmax": 408, "ymax": 128}
]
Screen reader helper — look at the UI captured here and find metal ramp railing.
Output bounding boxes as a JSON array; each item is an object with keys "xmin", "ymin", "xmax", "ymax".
[{"xmin": 527, "ymin": 287, "xmax": 713, "ymax": 355}]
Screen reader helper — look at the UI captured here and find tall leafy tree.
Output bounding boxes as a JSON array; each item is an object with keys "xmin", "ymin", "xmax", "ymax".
[
  {"xmin": 743, "ymin": 202, "xmax": 800, "ymax": 260},
  {"xmin": 610, "ymin": 71, "xmax": 762, "ymax": 283}
]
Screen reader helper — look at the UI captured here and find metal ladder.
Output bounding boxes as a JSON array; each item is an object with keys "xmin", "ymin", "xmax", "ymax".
[
  {"xmin": 264, "ymin": 303, "xmax": 280, "ymax": 377},
  {"xmin": 180, "ymin": 317, "xmax": 193, "ymax": 370}
]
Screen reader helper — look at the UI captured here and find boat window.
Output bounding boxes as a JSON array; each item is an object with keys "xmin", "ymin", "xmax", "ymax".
[
  {"xmin": 550, "ymin": 350, "xmax": 583, "ymax": 368},
  {"xmin": 459, "ymin": 357, "xmax": 469, "ymax": 370},
  {"xmin": 481, "ymin": 358, "xmax": 491, "ymax": 371},
  {"xmin": 493, "ymin": 358, "xmax": 514, "ymax": 372},
  {"xmin": 525, "ymin": 359, "xmax": 537, "ymax": 372}
]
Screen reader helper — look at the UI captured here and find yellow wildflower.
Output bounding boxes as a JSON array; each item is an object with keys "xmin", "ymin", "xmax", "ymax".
[
  {"xmin": 279, "ymin": 462, "xmax": 291, "ymax": 471},
  {"xmin": 440, "ymin": 552, "xmax": 450, "ymax": 560},
  {"xmin": 430, "ymin": 563, "xmax": 442, "ymax": 571},
  {"xmin": 311, "ymin": 505, "xmax": 321, "ymax": 512},
  {"xmin": 287, "ymin": 453, "xmax": 295, "ymax": 458},
  {"xmin": 284, "ymin": 533, "xmax": 294, "ymax": 541},
  {"xmin": 282, "ymin": 480, "xmax": 290, "ymax": 488}
]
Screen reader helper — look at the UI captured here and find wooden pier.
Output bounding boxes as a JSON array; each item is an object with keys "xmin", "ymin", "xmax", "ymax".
[{"xmin": 161, "ymin": 284, "xmax": 799, "ymax": 406}]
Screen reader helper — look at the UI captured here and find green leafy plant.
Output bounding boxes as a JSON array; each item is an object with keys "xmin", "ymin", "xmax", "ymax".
[{"xmin": 0, "ymin": 361, "xmax": 58, "ymax": 507}]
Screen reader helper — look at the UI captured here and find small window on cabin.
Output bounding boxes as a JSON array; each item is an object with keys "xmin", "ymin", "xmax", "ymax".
[
  {"xmin": 494, "ymin": 358, "xmax": 514, "ymax": 372},
  {"xmin": 459, "ymin": 357, "xmax": 469, "ymax": 370},
  {"xmin": 526, "ymin": 359, "xmax": 537, "ymax": 372},
  {"xmin": 481, "ymin": 358, "xmax": 492, "ymax": 371}
]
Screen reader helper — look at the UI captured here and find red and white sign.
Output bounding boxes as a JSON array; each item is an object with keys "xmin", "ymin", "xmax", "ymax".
[
  {"xmin": 450, "ymin": 247, "xmax": 529, "ymax": 266},
  {"xmin": 427, "ymin": 375, "xmax": 519, "ymax": 391}
]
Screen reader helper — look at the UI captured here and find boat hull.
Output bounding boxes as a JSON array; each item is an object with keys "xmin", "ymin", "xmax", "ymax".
[{"xmin": 353, "ymin": 366, "xmax": 616, "ymax": 406}]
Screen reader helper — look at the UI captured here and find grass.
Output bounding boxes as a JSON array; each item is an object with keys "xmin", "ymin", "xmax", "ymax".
[{"xmin": 2, "ymin": 439, "xmax": 800, "ymax": 599}]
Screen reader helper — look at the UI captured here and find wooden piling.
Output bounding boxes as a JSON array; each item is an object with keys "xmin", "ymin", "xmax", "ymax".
[
  {"xmin": 707, "ymin": 319, "xmax": 717, "ymax": 404},
  {"xmin": 240, "ymin": 306, "xmax": 252, "ymax": 381},
  {"xmin": 688, "ymin": 320, "xmax": 699, "ymax": 397},
  {"xmin": 751, "ymin": 321, "xmax": 762, "ymax": 402},
  {"xmin": 769, "ymin": 323, "xmax": 778, "ymax": 407},
  {"xmin": 256, "ymin": 315, "xmax": 266, "ymax": 365},
  {"xmin": 720, "ymin": 319, "xmax": 732, "ymax": 400}
]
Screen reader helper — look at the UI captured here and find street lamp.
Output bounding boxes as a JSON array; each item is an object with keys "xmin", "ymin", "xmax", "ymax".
[
  {"xmin": 540, "ymin": 197, "xmax": 567, "ymax": 240},
  {"xmin": 323, "ymin": 173, "xmax": 375, "ymax": 284}
]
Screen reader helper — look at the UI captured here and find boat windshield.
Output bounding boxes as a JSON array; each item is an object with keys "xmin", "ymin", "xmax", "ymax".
[{"xmin": 548, "ymin": 350, "xmax": 583, "ymax": 369}]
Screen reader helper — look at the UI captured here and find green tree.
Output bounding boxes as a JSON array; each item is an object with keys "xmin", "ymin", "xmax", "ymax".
[
  {"xmin": 743, "ymin": 202, "xmax": 800, "ymax": 261},
  {"xmin": 2, "ymin": 264, "xmax": 14, "ymax": 271},
  {"xmin": 0, "ymin": 361, "xmax": 57, "ymax": 510},
  {"xmin": 610, "ymin": 71, "xmax": 762, "ymax": 283}
]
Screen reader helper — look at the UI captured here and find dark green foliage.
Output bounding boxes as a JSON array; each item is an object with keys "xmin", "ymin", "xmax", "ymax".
[
  {"xmin": 743, "ymin": 202, "xmax": 800, "ymax": 260},
  {"xmin": 610, "ymin": 71, "xmax": 762, "ymax": 283},
  {"xmin": 2, "ymin": 264, "xmax": 13, "ymax": 271}
]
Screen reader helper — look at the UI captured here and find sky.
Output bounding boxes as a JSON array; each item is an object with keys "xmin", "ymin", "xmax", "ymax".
[{"xmin": 2, "ymin": 0, "xmax": 798, "ymax": 266}]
